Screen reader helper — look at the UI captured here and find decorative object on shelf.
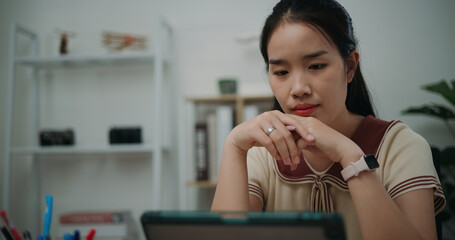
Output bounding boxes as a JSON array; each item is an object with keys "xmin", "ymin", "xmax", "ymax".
[
  {"xmin": 39, "ymin": 129, "xmax": 75, "ymax": 146},
  {"xmin": 109, "ymin": 127, "xmax": 142, "ymax": 144},
  {"xmin": 401, "ymin": 78, "xmax": 455, "ymax": 229},
  {"xmin": 55, "ymin": 28, "xmax": 76, "ymax": 55},
  {"xmin": 102, "ymin": 31, "xmax": 147, "ymax": 52},
  {"xmin": 218, "ymin": 78, "xmax": 237, "ymax": 95}
]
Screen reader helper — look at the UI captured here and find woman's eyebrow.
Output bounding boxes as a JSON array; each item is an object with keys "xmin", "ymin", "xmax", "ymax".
[
  {"xmin": 269, "ymin": 59, "xmax": 285, "ymax": 65},
  {"xmin": 269, "ymin": 50, "xmax": 328, "ymax": 65},
  {"xmin": 302, "ymin": 50, "xmax": 328, "ymax": 60}
]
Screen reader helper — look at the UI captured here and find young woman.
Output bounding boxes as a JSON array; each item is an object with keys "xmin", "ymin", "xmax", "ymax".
[{"xmin": 211, "ymin": 0, "xmax": 445, "ymax": 239}]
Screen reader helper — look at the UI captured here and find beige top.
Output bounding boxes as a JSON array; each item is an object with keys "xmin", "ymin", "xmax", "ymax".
[{"xmin": 247, "ymin": 116, "xmax": 445, "ymax": 240}]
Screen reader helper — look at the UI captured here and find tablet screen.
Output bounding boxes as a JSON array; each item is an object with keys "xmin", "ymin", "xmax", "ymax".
[
  {"xmin": 145, "ymin": 224, "xmax": 327, "ymax": 240},
  {"xmin": 141, "ymin": 211, "xmax": 345, "ymax": 240}
]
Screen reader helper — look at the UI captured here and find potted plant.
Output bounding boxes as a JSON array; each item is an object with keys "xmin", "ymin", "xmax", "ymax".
[{"xmin": 402, "ymin": 79, "xmax": 455, "ymax": 233}]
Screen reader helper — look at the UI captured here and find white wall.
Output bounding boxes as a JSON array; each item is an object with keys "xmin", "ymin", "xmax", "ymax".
[
  {"xmin": 347, "ymin": 0, "xmax": 455, "ymax": 147},
  {"xmin": 1, "ymin": 0, "xmax": 454, "ymax": 239}
]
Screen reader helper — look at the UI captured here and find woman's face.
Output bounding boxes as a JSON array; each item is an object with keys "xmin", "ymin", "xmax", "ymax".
[{"xmin": 268, "ymin": 22, "xmax": 353, "ymax": 128}]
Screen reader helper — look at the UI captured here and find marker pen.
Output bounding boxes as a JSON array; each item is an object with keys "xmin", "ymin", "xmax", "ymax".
[
  {"xmin": 1, "ymin": 209, "xmax": 23, "ymax": 240},
  {"xmin": 74, "ymin": 230, "xmax": 80, "ymax": 240},
  {"xmin": 63, "ymin": 233, "xmax": 74, "ymax": 240},
  {"xmin": 85, "ymin": 229, "xmax": 96, "ymax": 240},
  {"xmin": 43, "ymin": 195, "xmax": 53, "ymax": 240},
  {"xmin": 1, "ymin": 225, "xmax": 14, "ymax": 240},
  {"xmin": 0, "ymin": 216, "xmax": 13, "ymax": 240}
]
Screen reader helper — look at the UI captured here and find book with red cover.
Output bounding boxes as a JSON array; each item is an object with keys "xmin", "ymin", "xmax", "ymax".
[{"xmin": 59, "ymin": 211, "xmax": 131, "ymax": 224}]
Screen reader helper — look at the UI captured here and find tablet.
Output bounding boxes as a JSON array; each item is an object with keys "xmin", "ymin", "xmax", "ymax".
[{"xmin": 141, "ymin": 211, "xmax": 346, "ymax": 240}]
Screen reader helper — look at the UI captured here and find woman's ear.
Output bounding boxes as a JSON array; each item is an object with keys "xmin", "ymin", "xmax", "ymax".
[{"xmin": 346, "ymin": 50, "xmax": 359, "ymax": 83}]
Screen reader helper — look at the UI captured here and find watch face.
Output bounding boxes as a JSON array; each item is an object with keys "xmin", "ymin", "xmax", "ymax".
[{"xmin": 364, "ymin": 154, "xmax": 379, "ymax": 169}]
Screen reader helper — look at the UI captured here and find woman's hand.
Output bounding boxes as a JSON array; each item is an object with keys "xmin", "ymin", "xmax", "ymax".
[
  {"xmin": 288, "ymin": 115, "xmax": 364, "ymax": 167},
  {"xmin": 227, "ymin": 110, "xmax": 313, "ymax": 168},
  {"xmin": 226, "ymin": 110, "xmax": 363, "ymax": 168}
]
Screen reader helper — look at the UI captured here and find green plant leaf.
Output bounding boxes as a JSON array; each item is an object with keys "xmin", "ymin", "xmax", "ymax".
[
  {"xmin": 422, "ymin": 79, "xmax": 455, "ymax": 106},
  {"xmin": 401, "ymin": 103, "xmax": 455, "ymax": 120}
]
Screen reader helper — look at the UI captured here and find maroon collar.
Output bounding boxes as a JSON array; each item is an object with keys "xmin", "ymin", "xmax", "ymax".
[{"xmin": 275, "ymin": 115, "xmax": 398, "ymax": 181}]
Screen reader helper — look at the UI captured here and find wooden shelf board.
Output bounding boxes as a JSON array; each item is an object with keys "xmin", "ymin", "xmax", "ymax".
[
  {"xmin": 187, "ymin": 95, "xmax": 273, "ymax": 103},
  {"xmin": 186, "ymin": 181, "xmax": 217, "ymax": 188}
]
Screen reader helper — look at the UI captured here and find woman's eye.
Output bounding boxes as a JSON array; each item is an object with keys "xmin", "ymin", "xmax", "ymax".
[
  {"xmin": 274, "ymin": 71, "xmax": 288, "ymax": 76},
  {"xmin": 309, "ymin": 64, "xmax": 326, "ymax": 70}
]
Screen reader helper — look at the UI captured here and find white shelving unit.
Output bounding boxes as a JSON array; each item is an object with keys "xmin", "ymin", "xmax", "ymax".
[{"xmin": 3, "ymin": 18, "xmax": 173, "ymax": 233}]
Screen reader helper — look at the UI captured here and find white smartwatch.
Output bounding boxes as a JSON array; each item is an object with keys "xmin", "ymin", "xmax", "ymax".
[{"xmin": 341, "ymin": 154, "xmax": 379, "ymax": 181}]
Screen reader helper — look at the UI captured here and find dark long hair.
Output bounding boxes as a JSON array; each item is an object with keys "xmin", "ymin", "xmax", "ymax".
[{"xmin": 262, "ymin": 0, "xmax": 375, "ymax": 117}]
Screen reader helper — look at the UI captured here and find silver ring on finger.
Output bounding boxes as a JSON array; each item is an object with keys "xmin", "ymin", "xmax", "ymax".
[{"xmin": 266, "ymin": 127, "xmax": 276, "ymax": 136}]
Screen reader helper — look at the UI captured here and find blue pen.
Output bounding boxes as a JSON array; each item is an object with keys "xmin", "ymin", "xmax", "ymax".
[
  {"xmin": 74, "ymin": 230, "xmax": 80, "ymax": 240},
  {"xmin": 23, "ymin": 231, "xmax": 32, "ymax": 240},
  {"xmin": 38, "ymin": 236, "xmax": 45, "ymax": 240},
  {"xmin": 63, "ymin": 233, "xmax": 74, "ymax": 240},
  {"xmin": 43, "ymin": 195, "xmax": 53, "ymax": 238}
]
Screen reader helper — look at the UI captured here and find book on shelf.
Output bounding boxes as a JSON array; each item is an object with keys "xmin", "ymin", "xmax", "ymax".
[
  {"xmin": 195, "ymin": 122, "xmax": 208, "ymax": 181},
  {"xmin": 192, "ymin": 105, "xmax": 234, "ymax": 183},
  {"xmin": 59, "ymin": 210, "xmax": 131, "ymax": 224},
  {"xmin": 58, "ymin": 210, "xmax": 137, "ymax": 240},
  {"xmin": 206, "ymin": 113, "xmax": 218, "ymax": 182}
]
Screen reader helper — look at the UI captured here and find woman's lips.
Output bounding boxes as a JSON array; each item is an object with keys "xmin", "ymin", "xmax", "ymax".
[{"xmin": 293, "ymin": 104, "xmax": 319, "ymax": 117}]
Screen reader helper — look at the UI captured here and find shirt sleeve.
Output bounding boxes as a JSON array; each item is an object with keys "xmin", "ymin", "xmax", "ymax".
[
  {"xmin": 247, "ymin": 147, "xmax": 271, "ymax": 205},
  {"xmin": 378, "ymin": 123, "xmax": 446, "ymax": 214}
]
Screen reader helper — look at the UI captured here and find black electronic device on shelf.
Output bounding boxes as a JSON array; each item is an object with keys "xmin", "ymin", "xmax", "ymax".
[
  {"xmin": 39, "ymin": 129, "xmax": 75, "ymax": 146},
  {"xmin": 109, "ymin": 127, "xmax": 142, "ymax": 144}
]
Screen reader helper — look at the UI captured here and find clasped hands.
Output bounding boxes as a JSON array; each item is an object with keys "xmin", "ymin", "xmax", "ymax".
[{"xmin": 228, "ymin": 110, "xmax": 363, "ymax": 170}]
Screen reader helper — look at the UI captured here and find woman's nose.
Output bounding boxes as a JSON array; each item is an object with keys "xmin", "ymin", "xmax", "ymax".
[{"xmin": 290, "ymin": 73, "xmax": 311, "ymax": 98}]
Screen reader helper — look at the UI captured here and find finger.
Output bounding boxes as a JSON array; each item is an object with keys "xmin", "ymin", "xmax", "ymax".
[
  {"xmin": 265, "ymin": 119, "xmax": 302, "ymax": 165},
  {"xmin": 259, "ymin": 112, "xmax": 299, "ymax": 165},
  {"xmin": 256, "ymin": 130, "xmax": 281, "ymax": 161},
  {"xmin": 286, "ymin": 125, "xmax": 296, "ymax": 131},
  {"xmin": 294, "ymin": 126, "xmax": 314, "ymax": 143},
  {"xmin": 291, "ymin": 131, "xmax": 301, "ymax": 141},
  {"xmin": 296, "ymin": 137, "xmax": 310, "ymax": 152},
  {"xmin": 280, "ymin": 126, "xmax": 302, "ymax": 165},
  {"xmin": 256, "ymin": 112, "xmax": 288, "ymax": 161},
  {"xmin": 274, "ymin": 124, "xmax": 301, "ymax": 165},
  {"xmin": 287, "ymin": 126, "xmax": 304, "ymax": 160},
  {"xmin": 272, "ymin": 120, "xmax": 306, "ymax": 165},
  {"xmin": 290, "ymin": 164, "xmax": 297, "ymax": 171},
  {"xmin": 278, "ymin": 115, "xmax": 315, "ymax": 143},
  {"xmin": 267, "ymin": 126, "xmax": 292, "ymax": 165}
]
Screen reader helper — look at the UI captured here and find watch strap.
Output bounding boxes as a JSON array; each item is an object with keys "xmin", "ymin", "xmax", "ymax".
[{"xmin": 341, "ymin": 155, "xmax": 370, "ymax": 181}]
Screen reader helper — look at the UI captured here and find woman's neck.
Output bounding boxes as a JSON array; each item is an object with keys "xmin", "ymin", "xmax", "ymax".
[{"xmin": 331, "ymin": 111, "xmax": 365, "ymax": 139}]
